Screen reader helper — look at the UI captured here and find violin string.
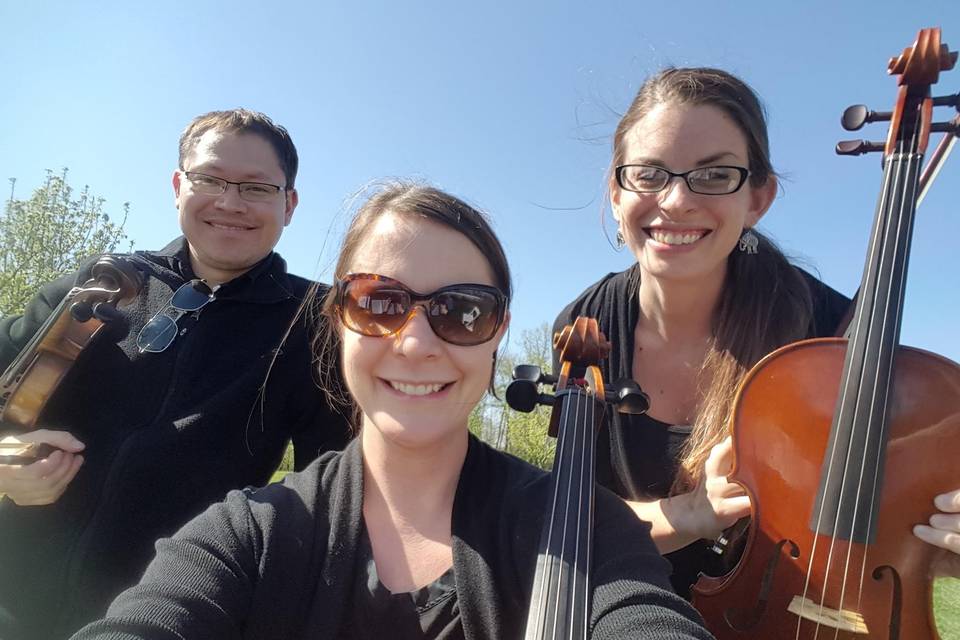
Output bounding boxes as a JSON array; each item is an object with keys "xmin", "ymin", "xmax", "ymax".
[
  {"xmin": 853, "ymin": 109, "xmax": 923, "ymax": 620},
  {"xmin": 530, "ymin": 382, "xmax": 571, "ymax": 638},
  {"xmin": 552, "ymin": 387, "xmax": 580, "ymax": 639},
  {"xmin": 828, "ymin": 135, "xmax": 909, "ymax": 639},
  {"xmin": 797, "ymin": 118, "xmax": 897, "ymax": 640},
  {"xmin": 568, "ymin": 385, "xmax": 587, "ymax": 640},
  {"xmin": 548, "ymin": 385, "xmax": 586, "ymax": 639},
  {"xmin": 575, "ymin": 380, "xmax": 597, "ymax": 640},
  {"xmin": 820, "ymin": 101, "xmax": 921, "ymax": 637},
  {"xmin": 796, "ymin": 157, "xmax": 891, "ymax": 640},
  {"xmin": 580, "ymin": 385, "xmax": 597, "ymax": 640},
  {"xmin": 836, "ymin": 137, "xmax": 906, "ymax": 639},
  {"xmin": 837, "ymin": 140, "xmax": 902, "ymax": 632},
  {"xmin": 553, "ymin": 386, "xmax": 579, "ymax": 640}
]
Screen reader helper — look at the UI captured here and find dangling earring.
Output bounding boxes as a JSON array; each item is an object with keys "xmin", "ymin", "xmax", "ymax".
[
  {"xmin": 615, "ymin": 229, "xmax": 626, "ymax": 250},
  {"xmin": 738, "ymin": 228, "xmax": 759, "ymax": 254}
]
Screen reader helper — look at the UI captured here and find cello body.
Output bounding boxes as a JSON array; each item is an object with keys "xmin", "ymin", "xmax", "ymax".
[{"xmin": 693, "ymin": 339, "xmax": 960, "ymax": 638}]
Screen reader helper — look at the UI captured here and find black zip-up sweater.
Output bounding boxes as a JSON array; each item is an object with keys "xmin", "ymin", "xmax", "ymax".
[
  {"xmin": 73, "ymin": 436, "xmax": 714, "ymax": 640},
  {"xmin": 0, "ymin": 238, "xmax": 350, "ymax": 640}
]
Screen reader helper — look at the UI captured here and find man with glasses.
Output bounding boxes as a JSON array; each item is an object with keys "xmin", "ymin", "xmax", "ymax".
[{"xmin": 0, "ymin": 109, "xmax": 350, "ymax": 640}]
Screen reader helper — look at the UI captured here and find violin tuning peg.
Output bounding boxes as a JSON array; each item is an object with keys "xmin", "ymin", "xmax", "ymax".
[
  {"xmin": 930, "ymin": 121, "xmax": 960, "ymax": 135},
  {"xmin": 69, "ymin": 301, "xmax": 94, "ymax": 323},
  {"xmin": 607, "ymin": 378, "xmax": 650, "ymax": 415},
  {"xmin": 841, "ymin": 105, "xmax": 868, "ymax": 131},
  {"xmin": 512, "ymin": 364, "xmax": 541, "ymax": 383},
  {"xmin": 836, "ymin": 140, "xmax": 886, "ymax": 156},
  {"xmin": 841, "ymin": 105, "xmax": 893, "ymax": 131},
  {"xmin": 932, "ymin": 92, "xmax": 960, "ymax": 108},
  {"xmin": 506, "ymin": 379, "xmax": 540, "ymax": 413},
  {"xmin": 91, "ymin": 302, "xmax": 123, "ymax": 323}
]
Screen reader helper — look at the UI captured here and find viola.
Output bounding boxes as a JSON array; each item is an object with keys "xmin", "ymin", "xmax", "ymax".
[
  {"xmin": 507, "ymin": 317, "xmax": 648, "ymax": 638},
  {"xmin": 0, "ymin": 255, "xmax": 141, "ymax": 464},
  {"xmin": 692, "ymin": 28, "xmax": 960, "ymax": 638}
]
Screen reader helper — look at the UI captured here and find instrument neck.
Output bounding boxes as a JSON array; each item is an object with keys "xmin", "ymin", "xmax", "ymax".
[
  {"xmin": 813, "ymin": 146, "xmax": 923, "ymax": 542},
  {"xmin": 523, "ymin": 386, "xmax": 603, "ymax": 640}
]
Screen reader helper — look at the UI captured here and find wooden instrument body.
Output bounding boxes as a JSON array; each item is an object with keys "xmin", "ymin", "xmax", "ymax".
[{"xmin": 694, "ymin": 338, "xmax": 960, "ymax": 639}]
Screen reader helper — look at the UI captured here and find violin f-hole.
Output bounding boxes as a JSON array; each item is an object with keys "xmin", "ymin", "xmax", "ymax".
[
  {"xmin": 872, "ymin": 565, "xmax": 902, "ymax": 640},
  {"xmin": 722, "ymin": 538, "xmax": 800, "ymax": 631}
]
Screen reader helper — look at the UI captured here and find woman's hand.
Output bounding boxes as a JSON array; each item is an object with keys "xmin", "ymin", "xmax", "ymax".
[
  {"xmin": 0, "ymin": 429, "xmax": 85, "ymax": 506},
  {"xmin": 913, "ymin": 488, "xmax": 960, "ymax": 578},
  {"xmin": 627, "ymin": 437, "xmax": 752, "ymax": 553},
  {"xmin": 678, "ymin": 436, "xmax": 752, "ymax": 540}
]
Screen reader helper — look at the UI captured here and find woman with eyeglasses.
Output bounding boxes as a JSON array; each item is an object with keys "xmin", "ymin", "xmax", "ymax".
[
  {"xmin": 73, "ymin": 183, "xmax": 713, "ymax": 640},
  {"xmin": 555, "ymin": 67, "xmax": 960, "ymax": 600}
]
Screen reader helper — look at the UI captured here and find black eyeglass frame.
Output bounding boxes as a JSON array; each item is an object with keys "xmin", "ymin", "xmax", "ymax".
[
  {"xmin": 180, "ymin": 170, "xmax": 287, "ymax": 202},
  {"xmin": 615, "ymin": 164, "xmax": 750, "ymax": 195},
  {"xmin": 136, "ymin": 279, "xmax": 216, "ymax": 354},
  {"xmin": 333, "ymin": 273, "xmax": 508, "ymax": 346}
]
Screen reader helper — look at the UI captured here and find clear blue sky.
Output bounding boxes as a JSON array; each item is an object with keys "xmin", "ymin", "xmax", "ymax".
[{"xmin": 1, "ymin": 1, "xmax": 958, "ymax": 362}]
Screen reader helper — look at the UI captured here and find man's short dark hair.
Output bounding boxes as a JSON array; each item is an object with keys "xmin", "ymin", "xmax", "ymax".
[{"xmin": 178, "ymin": 109, "xmax": 299, "ymax": 188}]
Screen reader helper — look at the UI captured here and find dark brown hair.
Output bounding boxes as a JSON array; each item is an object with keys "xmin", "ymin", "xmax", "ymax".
[
  {"xmin": 611, "ymin": 68, "xmax": 813, "ymax": 491},
  {"xmin": 178, "ymin": 109, "xmax": 299, "ymax": 188}
]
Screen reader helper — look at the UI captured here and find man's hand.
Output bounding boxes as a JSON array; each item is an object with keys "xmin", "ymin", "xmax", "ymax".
[{"xmin": 0, "ymin": 430, "xmax": 85, "ymax": 506}]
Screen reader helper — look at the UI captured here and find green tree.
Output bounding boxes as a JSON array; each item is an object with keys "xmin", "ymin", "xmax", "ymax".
[
  {"xmin": 0, "ymin": 169, "xmax": 131, "ymax": 317},
  {"xmin": 471, "ymin": 323, "xmax": 556, "ymax": 469}
]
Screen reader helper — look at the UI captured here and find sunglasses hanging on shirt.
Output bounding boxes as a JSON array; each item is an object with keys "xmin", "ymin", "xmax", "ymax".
[{"xmin": 136, "ymin": 279, "xmax": 216, "ymax": 353}]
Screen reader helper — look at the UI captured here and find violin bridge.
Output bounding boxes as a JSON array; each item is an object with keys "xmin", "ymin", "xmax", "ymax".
[{"xmin": 787, "ymin": 595, "xmax": 869, "ymax": 634}]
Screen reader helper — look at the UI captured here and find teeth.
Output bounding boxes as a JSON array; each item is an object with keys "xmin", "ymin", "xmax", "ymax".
[
  {"xmin": 649, "ymin": 229, "xmax": 705, "ymax": 245},
  {"xmin": 389, "ymin": 381, "xmax": 445, "ymax": 396},
  {"xmin": 210, "ymin": 222, "xmax": 251, "ymax": 231}
]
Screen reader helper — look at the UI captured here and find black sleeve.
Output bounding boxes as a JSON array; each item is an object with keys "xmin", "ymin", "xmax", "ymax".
[
  {"xmin": 291, "ymin": 395, "xmax": 350, "ymax": 471},
  {"xmin": 0, "ymin": 271, "xmax": 77, "ymax": 372},
  {"xmin": 590, "ymin": 488, "xmax": 715, "ymax": 639},
  {"xmin": 70, "ymin": 490, "xmax": 262, "ymax": 640}
]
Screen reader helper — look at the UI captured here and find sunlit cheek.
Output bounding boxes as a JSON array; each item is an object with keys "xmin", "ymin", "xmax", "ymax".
[{"xmin": 339, "ymin": 334, "xmax": 371, "ymax": 402}]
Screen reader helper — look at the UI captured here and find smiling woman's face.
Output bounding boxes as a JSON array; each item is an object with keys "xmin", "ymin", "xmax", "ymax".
[
  {"xmin": 612, "ymin": 102, "xmax": 775, "ymax": 286},
  {"xmin": 339, "ymin": 211, "xmax": 505, "ymax": 450}
]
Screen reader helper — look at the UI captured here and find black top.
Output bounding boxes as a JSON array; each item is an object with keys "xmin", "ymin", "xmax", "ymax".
[
  {"xmin": 554, "ymin": 263, "xmax": 852, "ymax": 596},
  {"xmin": 0, "ymin": 238, "xmax": 350, "ymax": 640},
  {"xmin": 72, "ymin": 436, "xmax": 715, "ymax": 640},
  {"xmin": 341, "ymin": 526, "xmax": 463, "ymax": 640}
]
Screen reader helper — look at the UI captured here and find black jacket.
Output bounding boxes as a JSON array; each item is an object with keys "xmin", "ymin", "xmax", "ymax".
[
  {"xmin": 0, "ymin": 238, "xmax": 350, "ymax": 640},
  {"xmin": 554, "ymin": 263, "xmax": 851, "ymax": 596},
  {"xmin": 73, "ymin": 436, "xmax": 714, "ymax": 640}
]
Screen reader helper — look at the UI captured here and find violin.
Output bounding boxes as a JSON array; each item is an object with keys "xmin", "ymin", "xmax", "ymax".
[
  {"xmin": 0, "ymin": 255, "xmax": 141, "ymax": 464},
  {"xmin": 507, "ymin": 317, "xmax": 649, "ymax": 638},
  {"xmin": 692, "ymin": 28, "xmax": 960, "ymax": 638}
]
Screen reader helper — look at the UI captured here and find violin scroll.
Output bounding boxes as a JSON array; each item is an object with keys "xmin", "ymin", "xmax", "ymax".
[
  {"xmin": 506, "ymin": 317, "xmax": 649, "ymax": 435},
  {"xmin": 837, "ymin": 27, "xmax": 958, "ymax": 160},
  {"xmin": 0, "ymin": 256, "xmax": 142, "ymax": 456}
]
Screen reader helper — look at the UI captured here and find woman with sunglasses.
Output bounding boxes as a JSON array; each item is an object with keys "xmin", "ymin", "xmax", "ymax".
[
  {"xmin": 73, "ymin": 183, "xmax": 712, "ymax": 640},
  {"xmin": 555, "ymin": 67, "xmax": 960, "ymax": 599}
]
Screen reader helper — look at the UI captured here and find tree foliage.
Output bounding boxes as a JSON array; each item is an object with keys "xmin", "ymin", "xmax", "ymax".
[
  {"xmin": 471, "ymin": 323, "xmax": 556, "ymax": 469},
  {"xmin": 0, "ymin": 169, "xmax": 131, "ymax": 317}
]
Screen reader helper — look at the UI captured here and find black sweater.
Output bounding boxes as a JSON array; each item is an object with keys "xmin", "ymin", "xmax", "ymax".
[
  {"xmin": 73, "ymin": 436, "xmax": 715, "ymax": 640},
  {"xmin": 0, "ymin": 238, "xmax": 350, "ymax": 640},
  {"xmin": 554, "ymin": 263, "xmax": 851, "ymax": 596}
]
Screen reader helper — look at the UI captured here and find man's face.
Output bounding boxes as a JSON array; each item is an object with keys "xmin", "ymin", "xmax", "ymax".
[{"xmin": 172, "ymin": 130, "xmax": 297, "ymax": 284}]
